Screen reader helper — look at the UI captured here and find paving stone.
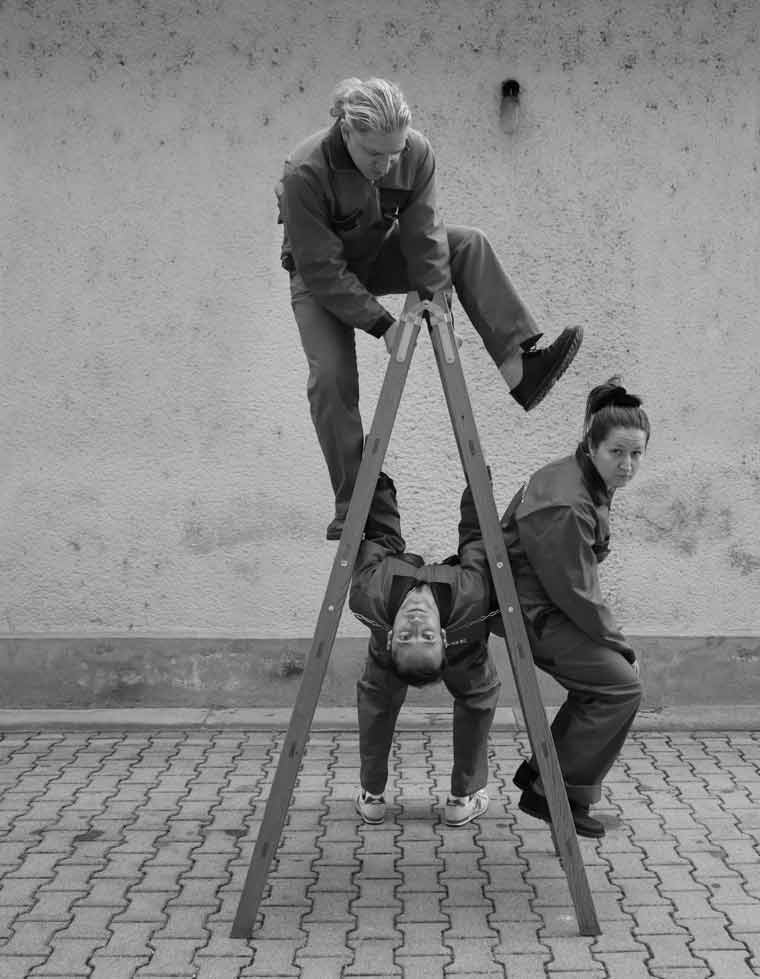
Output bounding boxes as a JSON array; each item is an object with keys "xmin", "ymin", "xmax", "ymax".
[
  {"xmin": 2, "ymin": 919, "xmax": 68, "ymax": 956},
  {"xmin": 488, "ymin": 953, "xmax": 550, "ymax": 978},
  {"xmin": 441, "ymin": 877, "xmax": 491, "ymax": 907},
  {"xmin": 241, "ymin": 938, "xmax": 302, "ymax": 975},
  {"xmin": 633, "ymin": 906, "xmax": 688, "ymax": 934},
  {"xmin": 444, "ymin": 937, "xmax": 500, "ymax": 973},
  {"xmin": 394, "ymin": 957, "xmax": 453, "ymax": 978},
  {"xmin": 111, "ymin": 891, "xmax": 173, "ymax": 923},
  {"xmin": 731, "ymin": 932, "xmax": 760, "ymax": 959},
  {"xmin": 344, "ymin": 937, "xmax": 400, "ymax": 975},
  {"xmin": 20, "ymin": 890, "xmax": 84, "ymax": 921},
  {"xmin": 488, "ymin": 890, "xmax": 542, "ymax": 922},
  {"xmin": 54, "ymin": 905, "xmax": 114, "ymax": 939},
  {"xmin": 100, "ymin": 921, "xmax": 157, "ymax": 956},
  {"xmin": 619, "ymin": 876, "xmax": 672, "ymax": 906},
  {"xmin": 641, "ymin": 933, "xmax": 710, "ymax": 969},
  {"xmin": 302, "ymin": 892, "xmax": 354, "ymax": 922},
  {"xmin": 297, "ymin": 956, "xmax": 354, "ymax": 979},
  {"xmin": 445, "ymin": 905, "xmax": 497, "ymax": 937},
  {"xmin": 0, "ymin": 956, "xmax": 48, "ymax": 977},
  {"xmin": 725, "ymin": 905, "xmax": 760, "ymax": 931},
  {"xmin": 490, "ymin": 921, "xmax": 546, "ymax": 954},
  {"xmin": 653, "ymin": 866, "xmax": 710, "ymax": 891},
  {"xmin": 260, "ymin": 877, "xmax": 313, "ymax": 908},
  {"xmin": 29, "ymin": 937, "xmax": 97, "ymax": 975},
  {"xmin": 394, "ymin": 922, "xmax": 446, "ymax": 955},
  {"xmin": 298, "ymin": 921, "xmax": 355, "ymax": 956},
  {"xmin": 591, "ymin": 920, "xmax": 650, "ymax": 951},
  {"xmin": 134, "ymin": 937, "xmax": 206, "ymax": 976},
  {"xmin": 542, "ymin": 935, "xmax": 598, "ymax": 971},
  {"xmin": 305, "ymin": 865, "xmax": 357, "ymax": 893},
  {"xmin": 350, "ymin": 906, "xmax": 400, "ymax": 941},
  {"xmin": 0, "ymin": 877, "xmax": 44, "ymax": 906},
  {"xmin": 698, "ymin": 950, "xmax": 759, "ymax": 978}
]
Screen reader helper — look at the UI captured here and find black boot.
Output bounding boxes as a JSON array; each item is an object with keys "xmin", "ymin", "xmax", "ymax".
[
  {"xmin": 510, "ymin": 327, "xmax": 583, "ymax": 411},
  {"xmin": 518, "ymin": 786, "xmax": 605, "ymax": 839}
]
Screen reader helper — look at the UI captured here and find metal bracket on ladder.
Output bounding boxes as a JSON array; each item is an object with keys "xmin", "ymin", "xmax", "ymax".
[{"xmin": 230, "ymin": 292, "xmax": 600, "ymax": 939}]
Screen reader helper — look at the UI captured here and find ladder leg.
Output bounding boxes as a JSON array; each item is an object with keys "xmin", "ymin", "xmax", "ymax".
[
  {"xmin": 230, "ymin": 297, "xmax": 423, "ymax": 939},
  {"xmin": 425, "ymin": 300, "xmax": 601, "ymax": 937}
]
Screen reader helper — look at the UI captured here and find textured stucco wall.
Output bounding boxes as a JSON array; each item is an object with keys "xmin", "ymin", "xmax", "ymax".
[{"xmin": 1, "ymin": 0, "xmax": 759, "ymax": 651}]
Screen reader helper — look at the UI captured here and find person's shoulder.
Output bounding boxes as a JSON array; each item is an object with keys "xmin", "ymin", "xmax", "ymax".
[
  {"xmin": 404, "ymin": 127, "xmax": 433, "ymax": 157},
  {"xmin": 283, "ymin": 127, "xmax": 332, "ymax": 173},
  {"xmin": 520, "ymin": 453, "xmax": 590, "ymax": 514}
]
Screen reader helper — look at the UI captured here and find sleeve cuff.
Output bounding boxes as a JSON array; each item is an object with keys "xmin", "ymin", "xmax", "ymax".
[{"xmin": 368, "ymin": 311, "xmax": 396, "ymax": 338}]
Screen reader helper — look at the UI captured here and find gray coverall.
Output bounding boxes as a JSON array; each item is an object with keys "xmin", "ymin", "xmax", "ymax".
[
  {"xmin": 496, "ymin": 444, "xmax": 643, "ymax": 806},
  {"xmin": 349, "ymin": 474, "xmax": 501, "ymax": 798},
  {"xmin": 278, "ymin": 121, "xmax": 540, "ymax": 521}
]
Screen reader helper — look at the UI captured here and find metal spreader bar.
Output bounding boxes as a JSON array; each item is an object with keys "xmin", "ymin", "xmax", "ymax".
[{"xmin": 231, "ymin": 292, "xmax": 600, "ymax": 939}]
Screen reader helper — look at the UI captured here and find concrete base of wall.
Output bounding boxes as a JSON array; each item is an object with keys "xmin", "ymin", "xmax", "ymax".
[{"xmin": 1, "ymin": 635, "xmax": 758, "ymax": 710}]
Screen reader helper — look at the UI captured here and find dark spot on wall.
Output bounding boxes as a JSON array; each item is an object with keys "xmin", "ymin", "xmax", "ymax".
[
  {"xmin": 278, "ymin": 648, "xmax": 305, "ymax": 677},
  {"xmin": 729, "ymin": 547, "xmax": 760, "ymax": 576}
]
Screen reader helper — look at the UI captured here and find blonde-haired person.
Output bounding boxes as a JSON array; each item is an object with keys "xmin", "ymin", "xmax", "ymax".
[
  {"xmin": 495, "ymin": 377, "xmax": 649, "ymax": 838},
  {"xmin": 277, "ymin": 77, "xmax": 583, "ymax": 540}
]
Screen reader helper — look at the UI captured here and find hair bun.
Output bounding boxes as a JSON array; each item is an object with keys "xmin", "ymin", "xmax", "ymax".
[{"xmin": 593, "ymin": 384, "xmax": 642, "ymax": 412}]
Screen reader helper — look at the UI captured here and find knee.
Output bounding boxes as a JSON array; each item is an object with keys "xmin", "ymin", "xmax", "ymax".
[
  {"xmin": 629, "ymin": 673, "xmax": 644, "ymax": 709},
  {"xmin": 610, "ymin": 669, "xmax": 643, "ymax": 714},
  {"xmin": 449, "ymin": 226, "xmax": 488, "ymax": 260},
  {"xmin": 306, "ymin": 356, "xmax": 357, "ymax": 406}
]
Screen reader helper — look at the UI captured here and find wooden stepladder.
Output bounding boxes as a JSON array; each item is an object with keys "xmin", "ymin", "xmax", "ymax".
[{"xmin": 231, "ymin": 293, "xmax": 600, "ymax": 939}]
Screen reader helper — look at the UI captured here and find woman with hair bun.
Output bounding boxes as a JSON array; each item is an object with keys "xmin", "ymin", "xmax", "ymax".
[
  {"xmin": 277, "ymin": 76, "xmax": 583, "ymax": 540},
  {"xmin": 494, "ymin": 377, "xmax": 649, "ymax": 838}
]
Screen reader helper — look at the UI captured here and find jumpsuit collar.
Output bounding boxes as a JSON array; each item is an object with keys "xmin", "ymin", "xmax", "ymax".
[
  {"xmin": 325, "ymin": 121, "xmax": 361, "ymax": 173},
  {"xmin": 575, "ymin": 442, "xmax": 613, "ymax": 507}
]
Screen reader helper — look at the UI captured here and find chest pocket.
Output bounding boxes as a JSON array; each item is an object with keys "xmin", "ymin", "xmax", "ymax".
[{"xmin": 332, "ymin": 209, "xmax": 363, "ymax": 234}]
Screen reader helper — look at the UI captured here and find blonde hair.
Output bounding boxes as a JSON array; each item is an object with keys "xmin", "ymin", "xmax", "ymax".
[{"xmin": 329, "ymin": 77, "xmax": 411, "ymax": 133}]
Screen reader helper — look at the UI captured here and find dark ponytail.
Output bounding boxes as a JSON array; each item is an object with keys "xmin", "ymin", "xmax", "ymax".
[{"xmin": 583, "ymin": 376, "xmax": 650, "ymax": 449}]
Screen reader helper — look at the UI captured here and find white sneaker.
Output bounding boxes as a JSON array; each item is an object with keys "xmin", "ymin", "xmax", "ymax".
[
  {"xmin": 444, "ymin": 788, "xmax": 489, "ymax": 826},
  {"xmin": 355, "ymin": 789, "xmax": 386, "ymax": 825}
]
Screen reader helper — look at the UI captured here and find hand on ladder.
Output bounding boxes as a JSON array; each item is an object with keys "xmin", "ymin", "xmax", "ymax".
[{"xmin": 384, "ymin": 295, "xmax": 463, "ymax": 358}]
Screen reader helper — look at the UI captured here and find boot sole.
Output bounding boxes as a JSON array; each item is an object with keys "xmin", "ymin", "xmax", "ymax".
[
  {"xmin": 518, "ymin": 794, "xmax": 604, "ymax": 839},
  {"xmin": 519, "ymin": 326, "xmax": 584, "ymax": 412}
]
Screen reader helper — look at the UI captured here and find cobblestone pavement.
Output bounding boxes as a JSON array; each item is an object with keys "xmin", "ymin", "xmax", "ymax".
[{"xmin": 0, "ymin": 728, "xmax": 758, "ymax": 978}]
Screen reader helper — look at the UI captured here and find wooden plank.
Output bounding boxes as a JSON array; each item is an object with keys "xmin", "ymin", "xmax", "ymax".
[
  {"xmin": 230, "ymin": 296, "xmax": 423, "ymax": 938},
  {"xmin": 425, "ymin": 298, "xmax": 601, "ymax": 936}
]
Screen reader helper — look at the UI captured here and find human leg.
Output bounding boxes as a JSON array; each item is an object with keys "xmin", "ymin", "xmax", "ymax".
[
  {"xmin": 520, "ymin": 614, "xmax": 642, "ymax": 808},
  {"xmin": 356, "ymin": 654, "xmax": 408, "ymax": 798},
  {"xmin": 291, "ymin": 279, "xmax": 364, "ymax": 536},
  {"xmin": 439, "ymin": 644, "xmax": 501, "ymax": 826},
  {"xmin": 442, "ymin": 644, "xmax": 502, "ymax": 797},
  {"xmin": 369, "ymin": 225, "xmax": 582, "ymax": 411},
  {"xmin": 449, "ymin": 225, "xmax": 582, "ymax": 410},
  {"xmin": 446, "ymin": 225, "xmax": 540, "ymax": 366}
]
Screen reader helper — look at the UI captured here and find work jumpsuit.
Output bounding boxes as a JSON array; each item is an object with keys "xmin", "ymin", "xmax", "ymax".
[
  {"xmin": 348, "ymin": 473, "xmax": 502, "ymax": 798},
  {"xmin": 496, "ymin": 444, "xmax": 643, "ymax": 807},
  {"xmin": 278, "ymin": 121, "xmax": 540, "ymax": 522}
]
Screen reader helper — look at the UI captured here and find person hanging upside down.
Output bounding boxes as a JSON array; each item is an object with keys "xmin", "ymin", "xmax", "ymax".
[{"xmin": 348, "ymin": 471, "xmax": 500, "ymax": 827}]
